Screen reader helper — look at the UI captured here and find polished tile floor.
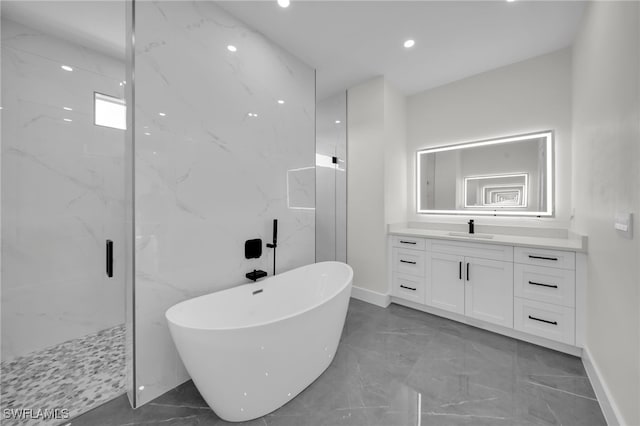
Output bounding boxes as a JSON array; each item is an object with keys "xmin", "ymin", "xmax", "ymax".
[{"xmin": 70, "ymin": 299, "xmax": 606, "ymax": 426}]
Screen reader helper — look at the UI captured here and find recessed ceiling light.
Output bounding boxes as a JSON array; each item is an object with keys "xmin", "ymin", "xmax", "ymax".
[
  {"xmin": 158, "ymin": 112, "xmax": 166, "ymax": 117},
  {"xmin": 277, "ymin": 99, "xmax": 285, "ymax": 104},
  {"xmin": 144, "ymin": 132, "xmax": 151, "ymax": 136},
  {"xmin": 63, "ymin": 107, "xmax": 72, "ymax": 111},
  {"xmin": 227, "ymin": 45, "xmax": 237, "ymax": 52},
  {"xmin": 247, "ymin": 112, "xmax": 258, "ymax": 118},
  {"xmin": 277, "ymin": 0, "xmax": 290, "ymax": 8},
  {"xmin": 61, "ymin": 65, "xmax": 73, "ymax": 72},
  {"xmin": 403, "ymin": 39, "xmax": 415, "ymax": 49},
  {"xmin": 507, "ymin": 0, "xmax": 516, "ymax": 2},
  {"xmin": 335, "ymin": 120, "xmax": 341, "ymax": 124},
  {"xmin": 63, "ymin": 118, "xmax": 72, "ymax": 122}
]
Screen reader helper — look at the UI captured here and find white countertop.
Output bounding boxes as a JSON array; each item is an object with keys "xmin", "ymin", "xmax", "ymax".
[{"xmin": 388, "ymin": 226, "xmax": 588, "ymax": 252}]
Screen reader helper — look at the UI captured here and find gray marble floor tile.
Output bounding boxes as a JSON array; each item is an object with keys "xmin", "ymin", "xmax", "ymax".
[{"xmin": 69, "ymin": 300, "xmax": 605, "ymax": 426}]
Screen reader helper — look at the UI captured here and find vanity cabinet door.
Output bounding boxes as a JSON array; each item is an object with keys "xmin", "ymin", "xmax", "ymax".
[
  {"xmin": 465, "ymin": 257, "xmax": 514, "ymax": 328},
  {"xmin": 427, "ymin": 252, "xmax": 465, "ymax": 315}
]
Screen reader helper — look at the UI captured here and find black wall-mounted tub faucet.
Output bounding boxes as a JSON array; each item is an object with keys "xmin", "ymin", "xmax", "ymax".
[{"xmin": 468, "ymin": 219, "xmax": 475, "ymax": 234}]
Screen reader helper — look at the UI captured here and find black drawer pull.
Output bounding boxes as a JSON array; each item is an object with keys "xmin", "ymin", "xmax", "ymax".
[
  {"xmin": 400, "ymin": 285, "xmax": 417, "ymax": 291},
  {"xmin": 399, "ymin": 240, "xmax": 417, "ymax": 245},
  {"xmin": 106, "ymin": 240, "xmax": 114, "ymax": 278},
  {"xmin": 466, "ymin": 262, "xmax": 470, "ymax": 281},
  {"xmin": 459, "ymin": 261, "xmax": 462, "ymax": 280},
  {"xmin": 528, "ymin": 315, "xmax": 557, "ymax": 325},
  {"xmin": 528, "ymin": 281, "xmax": 558, "ymax": 289},
  {"xmin": 400, "ymin": 260, "xmax": 416, "ymax": 264},
  {"xmin": 528, "ymin": 255, "xmax": 558, "ymax": 261}
]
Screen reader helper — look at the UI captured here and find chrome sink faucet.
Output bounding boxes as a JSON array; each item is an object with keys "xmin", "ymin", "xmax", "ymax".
[{"xmin": 468, "ymin": 219, "xmax": 475, "ymax": 234}]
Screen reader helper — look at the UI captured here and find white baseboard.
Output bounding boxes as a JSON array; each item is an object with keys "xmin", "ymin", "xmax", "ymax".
[
  {"xmin": 350, "ymin": 286, "xmax": 391, "ymax": 308},
  {"xmin": 582, "ymin": 346, "xmax": 625, "ymax": 426}
]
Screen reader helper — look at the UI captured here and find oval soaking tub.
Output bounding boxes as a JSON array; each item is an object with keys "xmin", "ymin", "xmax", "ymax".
[{"xmin": 166, "ymin": 261, "xmax": 353, "ymax": 422}]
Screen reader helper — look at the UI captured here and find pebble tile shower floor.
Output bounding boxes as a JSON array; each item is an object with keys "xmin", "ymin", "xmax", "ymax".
[
  {"xmin": 70, "ymin": 300, "xmax": 605, "ymax": 426},
  {"xmin": 1, "ymin": 324, "xmax": 126, "ymax": 426}
]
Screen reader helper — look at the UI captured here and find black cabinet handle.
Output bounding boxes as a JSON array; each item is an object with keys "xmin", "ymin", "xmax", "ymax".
[
  {"xmin": 459, "ymin": 261, "xmax": 462, "ymax": 280},
  {"xmin": 399, "ymin": 240, "xmax": 417, "ymax": 245},
  {"xmin": 466, "ymin": 262, "xmax": 470, "ymax": 281},
  {"xmin": 400, "ymin": 285, "xmax": 417, "ymax": 291},
  {"xmin": 528, "ymin": 281, "xmax": 558, "ymax": 289},
  {"xmin": 106, "ymin": 240, "xmax": 114, "ymax": 278},
  {"xmin": 400, "ymin": 260, "xmax": 416, "ymax": 264},
  {"xmin": 528, "ymin": 255, "xmax": 558, "ymax": 261},
  {"xmin": 528, "ymin": 315, "xmax": 557, "ymax": 325}
]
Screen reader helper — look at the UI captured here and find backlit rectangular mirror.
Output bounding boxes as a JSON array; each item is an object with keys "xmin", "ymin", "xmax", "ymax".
[{"xmin": 417, "ymin": 131, "xmax": 553, "ymax": 216}]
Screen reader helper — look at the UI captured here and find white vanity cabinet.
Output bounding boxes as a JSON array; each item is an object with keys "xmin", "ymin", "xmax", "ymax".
[
  {"xmin": 390, "ymin": 236, "xmax": 427, "ymax": 304},
  {"xmin": 513, "ymin": 247, "xmax": 577, "ymax": 345},
  {"xmin": 388, "ymin": 232, "xmax": 585, "ymax": 355},
  {"xmin": 427, "ymin": 241, "xmax": 513, "ymax": 328}
]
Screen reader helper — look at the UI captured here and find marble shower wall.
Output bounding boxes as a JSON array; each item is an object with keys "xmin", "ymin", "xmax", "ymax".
[
  {"xmin": 1, "ymin": 18, "xmax": 126, "ymax": 361},
  {"xmin": 134, "ymin": 1, "xmax": 315, "ymax": 405}
]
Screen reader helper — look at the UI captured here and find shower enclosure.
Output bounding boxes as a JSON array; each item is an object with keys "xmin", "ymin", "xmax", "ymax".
[
  {"xmin": 1, "ymin": 2, "xmax": 129, "ymax": 423},
  {"xmin": 1, "ymin": 0, "xmax": 319, "ymax": 421},
  {"xmin": 316, "ymin": 93, "xmax": 347, "ymax": 262}
]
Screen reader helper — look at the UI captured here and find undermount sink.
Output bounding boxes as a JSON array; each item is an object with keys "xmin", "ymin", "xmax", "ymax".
[{"xmin": 447, "ymin": 231, "xmax": 494, "ymax": 239}]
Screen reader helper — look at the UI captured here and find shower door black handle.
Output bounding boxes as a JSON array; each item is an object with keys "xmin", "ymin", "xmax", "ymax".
[{"xmin": 106, "ymin": 240, "xmax": 114, "ymax": 278}]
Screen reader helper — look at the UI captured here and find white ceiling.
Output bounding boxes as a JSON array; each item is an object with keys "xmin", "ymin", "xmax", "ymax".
[
  {"xmin": 218, "ymin": 1, "xmax": 586, "ymax": 99},
  {"xmin": 1, "ymin": 1, "xmax": 585, "ymax": 99}
]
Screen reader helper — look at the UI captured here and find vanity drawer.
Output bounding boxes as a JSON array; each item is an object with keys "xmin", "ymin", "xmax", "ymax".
[
  {"xmin": 430, "ymin": 239, "xmax": 513, "ymax": 262},
  {"xmin": 514, "ymin": 247, "xmax": 575, "ymax": 270},
  {"xmin": 514, "ymin": 298, "xmax": 575, "ymax": 345},
  {"xmin": 514, "ymin": 264, "xmax": 575, "ymax": 307},
  {"xmin": 392, "ymin": 236, "xmax": 426, "ymax": 251},
  {"xmin": 392, "ymin": 273, "xmax": 425, "ymax": 304},
  {"xmin": 392, "ymin": 248, "xmax": 426, "ymax": 276}
]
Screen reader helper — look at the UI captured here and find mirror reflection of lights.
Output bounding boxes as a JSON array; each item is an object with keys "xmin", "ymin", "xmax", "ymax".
[
  {"xmin": 63, "ymin": 118, "xmax": 72, "ymax": 122},
  {"xmin": 335, "ymin": 120, "xmax": 341, "ymax": 124},
  {"xmin": 227, "ymin": 45, "xmax": 237, "ymax": 52},
  {"xmin": 277, "ymin": 0, "xmax": 290, "ymax": 8},
  {"xmin": 158, "ymin": 112, "xmax": 166, "ymax": 117},
  {"xmin": 63, "ymin": 107, "xmax": 72, "ymax": 111},
  {"xmin": 139, "ymin": 385, "xmax": 145, "ymax": 391},
  {"xmin": 61, "ymin": 65, "xmax": 73, "ymax": 72},
  {"xmin": 277, "ymin": 99, "xmax": 285, "ymax": 104},
  {"xmin": 144, "ymin": 132, "xmax": 151, "ymax": 136},
  {"xmin": 247, "ymin": 112, "xmax": 258, "ymax": 118}
]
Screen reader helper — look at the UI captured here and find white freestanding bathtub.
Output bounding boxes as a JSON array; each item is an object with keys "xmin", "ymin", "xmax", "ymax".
[{"xmin": 166, "ymin": 261, "xmax": 353, "ymax": 422}]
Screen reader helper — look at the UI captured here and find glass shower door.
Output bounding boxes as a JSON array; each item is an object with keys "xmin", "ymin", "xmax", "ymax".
[
  {"xmin": 316, "ymin": 92, "xmax": 347, "ymax": 262},
  {"xmin": 0, "ymin": 2, "xmax": 128, "ymax": 423}
]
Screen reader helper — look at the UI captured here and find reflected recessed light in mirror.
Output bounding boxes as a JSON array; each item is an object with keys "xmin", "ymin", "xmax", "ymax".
[
  {"xmin": 335, "ymin": 120, "xmax": 341, "ymax": 124},
  {"xmin": 63, "ymin": 107, "xmax": 72, "ymax": 111},
  {"xmin": 227, "ymin": 45, "xmax": 237, "ymax": 52},
  {"xmin": 277, "ymin": 99, "xmax": 285, "ymax": 104},
  {"xmin": 277, "ymin": 0, "xmax": 290, "ymax": 8},
  {"xmin": 247, "ymin": 112, "xmax": 258, "ymax": 117},
  {"xmin": 158, "ymin": 112, "xmax": 166, "ymax": 117},
  {"xmin": 404, "ymin": 39, "xmax": 415, "ymax": 49},
  {"xmin": 144, "ymin": 132, "xmax": 151, "ymax": 136},
  {"xmin": 63, "ymin": 118, "xmax": 72, "ymax": 122},
  {"xmin": 61, "ymin": 65, "xmax": 73, "ymax": 72}
]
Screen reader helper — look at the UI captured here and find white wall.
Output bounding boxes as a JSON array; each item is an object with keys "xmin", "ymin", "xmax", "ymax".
[
  {"xmin": 407, "ymin": 48, "xmax": 572, "ymax": 228},
  {"xmin": 347, "ymin": 78, "xmax": 386, "ymax": 293},
  {"xmin": 347, "ymin": 77, "xmax": 406, "ymax": 294},
  {"xmin": 134, "ymin": 2, "xmax": 315, "ymax": 405},
  {"xmin": 572, "ymin": 2, "xmax": 640, "ymax": 424},
  {"xmin": 1, "ymin": 19, "xmax": 125, "ymax": 361}
]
